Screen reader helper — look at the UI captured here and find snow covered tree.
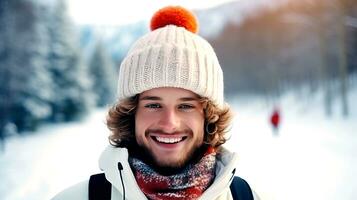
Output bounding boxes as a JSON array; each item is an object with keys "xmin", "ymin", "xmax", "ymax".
[
  {"xmin": 0, "ymin": 0, "xmax": 53, "ymax": 133},
  {"xmin": 0, "ymin": 0, "xmax": 9, "ymax": 140},
  {"xmin": 334, "ymin": 0, "xmax": 350, "ymax": 117},
  {"xmin": 88, "ymin": 40, "xmax": 116, "ymax": 107},
  {"xmin": 46, "ymin": 0, "xmax": 94, "ymax": 122}
]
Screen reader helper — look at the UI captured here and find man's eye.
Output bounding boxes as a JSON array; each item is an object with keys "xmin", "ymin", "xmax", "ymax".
[
  {"xmin": 144, "ymin": 103, "xmax": 161, "ymax": 109},
  {"xmin": 179, "ymin": 104, "xmax": 194, "ymax": 110}
]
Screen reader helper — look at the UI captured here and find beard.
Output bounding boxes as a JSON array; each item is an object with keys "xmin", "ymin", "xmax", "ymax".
[{"xmin": 128, "ymin": 141, "xmax": 208, "ymax": 176}]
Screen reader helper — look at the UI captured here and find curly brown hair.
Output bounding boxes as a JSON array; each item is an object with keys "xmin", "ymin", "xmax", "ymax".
[{"xmin": 106, "ymin": 95, "xmax": 233, "ymax": 148}]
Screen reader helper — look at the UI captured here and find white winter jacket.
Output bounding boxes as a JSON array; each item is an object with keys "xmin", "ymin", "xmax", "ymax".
[{"xmin": 52, "ymin": 145, "xmax": 259, "ymax": 200}]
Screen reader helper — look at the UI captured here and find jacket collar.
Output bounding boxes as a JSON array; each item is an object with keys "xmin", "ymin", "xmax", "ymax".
[
  {"xmin": 99, "ymin": 146, "xmax": 147, "ymax": 199},
  {"xmin": 200, "ymin": 147, "xmax": 238, "ymax": 200}
]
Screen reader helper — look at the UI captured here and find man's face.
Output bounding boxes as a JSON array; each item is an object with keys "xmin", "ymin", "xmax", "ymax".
[{"xmin": 135, "ymin": 87, "xmax": 205, "ymax": 168}]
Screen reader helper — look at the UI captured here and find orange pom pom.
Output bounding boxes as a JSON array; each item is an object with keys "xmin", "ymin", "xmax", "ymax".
[{"xmin": 150, "ymin": 6, "xmax": 198, "ymax": 33}]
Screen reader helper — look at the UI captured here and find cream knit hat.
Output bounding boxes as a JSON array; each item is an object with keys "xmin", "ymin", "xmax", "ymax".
[{"xmin": 117, "ymin": 6, "xmax": 224, "ymax": 108}]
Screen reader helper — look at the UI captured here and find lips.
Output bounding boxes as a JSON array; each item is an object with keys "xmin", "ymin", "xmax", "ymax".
[{"xmin": 152, "ymin": 136, "xmax": 187, "ymax": 144}]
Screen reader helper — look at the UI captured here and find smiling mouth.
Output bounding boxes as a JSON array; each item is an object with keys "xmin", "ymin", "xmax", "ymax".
[{"xmin": 151, "ymin": 136, "xmax": 187, "ymax": 144}]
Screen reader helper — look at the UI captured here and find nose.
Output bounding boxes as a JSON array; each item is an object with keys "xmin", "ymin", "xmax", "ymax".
[{"xmin": 157, "ymin": 108, "xmax": 180, "ymax": 133}]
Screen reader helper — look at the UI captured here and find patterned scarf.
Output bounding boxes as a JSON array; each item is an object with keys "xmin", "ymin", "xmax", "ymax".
[{"xmin": 129, "ymin": 147, "xmax": 216, "ymax": 200}]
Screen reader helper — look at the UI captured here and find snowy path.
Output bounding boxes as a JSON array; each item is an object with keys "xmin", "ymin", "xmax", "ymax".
[
  {"xmin": 0, "ymin": 110, "xmax": 109, "ymax": 200},
  {"xmin": 1, "ymin": 97, "xmax": 357, "ymax": 200}
]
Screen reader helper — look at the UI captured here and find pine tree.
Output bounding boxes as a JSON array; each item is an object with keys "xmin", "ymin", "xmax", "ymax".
[
  {"xmin": 88, "ymin": 40, "xmax": 116, "ymax": 107},
  {"xmin": 0, "ymin": 0, "xmax": 53, "ymax": 132},
  {"xmin": 46, "ymin": 0, "xmax": 94, "ymax": 122}
]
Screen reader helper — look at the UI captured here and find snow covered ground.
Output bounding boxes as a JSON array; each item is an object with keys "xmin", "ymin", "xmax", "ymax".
[
  {"xmin": 226, "ymin": 90, "xmax": 357, "ymax": 200},
  {"xmin": 0, "ymin": 111, "xmax": 109, "ymax": 200},
  {"xmin": 1, "ymin": 87, "xmax": 356, "ymax": 200}
]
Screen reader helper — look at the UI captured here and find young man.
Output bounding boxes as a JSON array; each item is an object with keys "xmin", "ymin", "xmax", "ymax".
[{"xmin": 52, "ymin": 6, "xmax": 259, "ymax": 200}]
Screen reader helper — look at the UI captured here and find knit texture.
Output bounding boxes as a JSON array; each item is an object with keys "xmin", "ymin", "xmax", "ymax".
[
  {"xmin": 129, "ymin": 147, "xmax": 216, "ymax": 200},
  {"xmin": 117, "ymin": 24, "xmax": 224, "ymax": 109}
]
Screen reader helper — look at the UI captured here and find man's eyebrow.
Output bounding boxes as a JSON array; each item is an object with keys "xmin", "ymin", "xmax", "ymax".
[
  {"xmin": 139, "ymin": 96, "xmax": 162, "ymax": 101},
  {"xmin": 179, "ymin": 97, "xmax": 200, "ymax": 102}
]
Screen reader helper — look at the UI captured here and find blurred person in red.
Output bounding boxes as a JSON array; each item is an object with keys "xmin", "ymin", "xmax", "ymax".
[{"xmin": 270, "ymin": 107, "xmax": 281, "ymax": 135}]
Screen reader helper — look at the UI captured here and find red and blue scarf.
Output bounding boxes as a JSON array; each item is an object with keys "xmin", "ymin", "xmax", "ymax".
[{"xmin": 129, "ymin": 147, "xmax": 216, "ymax": 200}]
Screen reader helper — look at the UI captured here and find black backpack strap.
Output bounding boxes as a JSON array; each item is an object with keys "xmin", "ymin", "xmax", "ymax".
[
  {"xmin": 230, "ymin": 176, "xmax": 254, "ymax": 200},
  {"xmin": 88, "ymin": 173, "xmax": 111, "ymax": 200}
]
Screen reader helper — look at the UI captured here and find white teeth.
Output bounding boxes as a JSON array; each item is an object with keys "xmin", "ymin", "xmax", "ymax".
[{"xmin": 155, "ymin": 136, "xmax": 183, "ymax": 144}]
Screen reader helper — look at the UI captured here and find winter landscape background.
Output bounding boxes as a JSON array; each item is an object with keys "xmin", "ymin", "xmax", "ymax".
[
  {"xmin": 1, "ymin": 84, "xmax": 357, "ymax": 200},
  {"xmin": 1, "ymin": 0, "xmax": 356, "ymax": 199}
]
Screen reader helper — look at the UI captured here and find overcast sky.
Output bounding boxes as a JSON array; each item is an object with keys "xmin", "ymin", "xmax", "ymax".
[{"xmin": 66, "ymin": 0, "xmax": 237, "ymax": 25}]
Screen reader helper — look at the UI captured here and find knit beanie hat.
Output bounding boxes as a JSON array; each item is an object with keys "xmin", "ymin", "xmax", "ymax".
[{"xmin": 117, "ymin": 6, "xmax": 224, "ymax": 109}]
